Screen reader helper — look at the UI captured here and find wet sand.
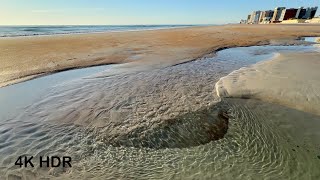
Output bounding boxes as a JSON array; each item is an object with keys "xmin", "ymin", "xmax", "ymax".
[
  {"xmin": 216, "ymin": 50, "xmax": 320, "ymax": 116},
  {"xmin": 1, "ymin": 24, "xmax": 320, "ymax": 87}
]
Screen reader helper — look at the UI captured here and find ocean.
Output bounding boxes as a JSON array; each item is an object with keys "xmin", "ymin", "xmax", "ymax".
[{"xmin": 0, "ymin": 25, "xmax": 196, "ymax": 37}]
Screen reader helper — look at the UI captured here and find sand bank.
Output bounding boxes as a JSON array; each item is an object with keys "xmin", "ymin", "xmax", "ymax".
[
  {"xmin": 1, "ymin": 24, "xmax": 320, "ymax": 87},
  {"xmin": 216, "ymin": 51, "xmax": 320, "ymax": 116}
]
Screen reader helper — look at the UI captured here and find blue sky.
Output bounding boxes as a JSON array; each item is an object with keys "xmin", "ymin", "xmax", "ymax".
[{"xmin": 1, "ymin": 0, "xmax": 319, "ymax": 25}]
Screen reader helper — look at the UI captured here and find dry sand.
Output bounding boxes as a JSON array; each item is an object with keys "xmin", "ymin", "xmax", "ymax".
[
  {"xmin": 1, "ymin": 24, "xmax": 320, "ymax": 87},
  {"xmin": 216, "ymin": 51, "xmax": 320, "ymax": 116}
]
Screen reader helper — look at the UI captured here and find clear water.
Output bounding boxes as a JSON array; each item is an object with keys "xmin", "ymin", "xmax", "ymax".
[
  {"xmin": 0, "ymin": 44, "xmax": 319, "ymax": 179},
  {"xmin": 0, "ymin": 25, "xmax": 197, "ymax": 37},
  {"xmin": 0, "ymin": 65, "xmax": 113, "ymax": 120}
]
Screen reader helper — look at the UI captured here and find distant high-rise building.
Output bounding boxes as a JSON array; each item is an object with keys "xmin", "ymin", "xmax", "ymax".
[
  {"xmin": 248, "ymin": 12, "xmax": 255, "ymax": 24},
  {"xmin": 279, "ymin": 8, "xmax": 298, "ymax": 21},
  {"xmin": 250, "ymin": 11, "xmax": 261, "ymax": 24},
  {"xmin": 296, "ymin": 7, "xmax": 306, "ymax": 19},
  {"xmin": 258, "ymin": 11, "xmax": 265, "ymax": 23},
  {"xmin": 247, "ymin": 14, "xmax": 252, "ymax": 23},
  {"xmin": 271, "ymin": 7, "xmax": 286, "ymax": 23},
  {"xmin": 249, "ymin": 11, "xmax": 256, "ymax": 23},
  {"xmin": 310, "ymin": 7, "xmax": 318, "ymax": 18},
  {"xmin": 303, "ymin": 6, "xmax": 318, "ymax": 19},
  {"xmin": 296, "ymin": 6, "xmax": 318, "ymax": 19},
  {"xmin": 259, "ymin": 10, "xmax": 274, "ymax": 23},
  {"xmin": 266, "ymin": 10, "xmax": 275, "ymax": 18}
]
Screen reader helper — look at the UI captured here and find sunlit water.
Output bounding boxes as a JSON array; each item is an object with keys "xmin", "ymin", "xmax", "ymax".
[{"xmin": 0, "ymin": 43, "xmax": 319, "ymax": 179}]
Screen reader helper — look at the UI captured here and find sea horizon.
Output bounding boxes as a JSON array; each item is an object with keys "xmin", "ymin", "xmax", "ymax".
[{"xmin": 0, "ymin": 24, "xmax": 219, "ymax": 37}]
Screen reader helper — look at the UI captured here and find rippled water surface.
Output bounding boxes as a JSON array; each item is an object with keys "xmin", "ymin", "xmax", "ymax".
[
  {"xmin": 0, "ymin": 65, "xmax": 113, "ymax": 120},
  {"xmin": 0, "ymin": 44, "xmax": 319, "ymax": 179}
]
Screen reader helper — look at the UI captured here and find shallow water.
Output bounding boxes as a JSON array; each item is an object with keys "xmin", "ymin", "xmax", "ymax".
[
  {"xmin": 303, "ymin": 37, "xmax": 320, "ymax": 43},
  {"xmin": 0, "ymin": 44, "xmax": 319, "ymax": 179},
  {"xmin": 0, "ymin": 65, "xmax": 113, "ymax": 120},
  {"xmin": 63, "ymin": 98, "xmax": 320, "ymax": 179}
]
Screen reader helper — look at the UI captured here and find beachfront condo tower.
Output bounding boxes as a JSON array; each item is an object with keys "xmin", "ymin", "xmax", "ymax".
[
  {"xmin": 295, "ymin": 6, "xmax": 318, "ymax": 19},
  {"xmin": 259, "ymin": 10, "xmax": 274, "ymax": 23},
  {"xmin": 303, "ymin": 6, "xmax": 318, "ymax": 19},
  {"xmin": 249, "ymin": 11, "xmax": 262, "ymax": 24},
  {"xmin": 271, "ymin": 7, "xmax": 286, "ymax": 23},
  {"xmin": 279, "ymin": 8, "xmax": 298, "ymax": 21}
]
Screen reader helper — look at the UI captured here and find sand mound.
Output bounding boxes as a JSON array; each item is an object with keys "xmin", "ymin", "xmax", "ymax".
[{"xmin": 216, "ymin": 51, "xmax": 320, "ymax": 116}]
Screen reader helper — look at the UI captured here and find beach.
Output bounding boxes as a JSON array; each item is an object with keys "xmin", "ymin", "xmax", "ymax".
[
  {"xmin": 1, "ymin": 24, "xmax": 320, "ymax": 179},
  {"xmin": 1, "ymin": 24, "xmax": 320, "ymax": 87}
]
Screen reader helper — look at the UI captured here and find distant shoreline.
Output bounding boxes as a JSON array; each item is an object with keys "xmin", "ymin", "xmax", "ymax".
[
  {"xmin": 0, "ymin": 24, "xmax": 208, "ymax": 38},
  {"xmin": 1, "ymin": 24, "xmax": 320, "ymax": 88}
]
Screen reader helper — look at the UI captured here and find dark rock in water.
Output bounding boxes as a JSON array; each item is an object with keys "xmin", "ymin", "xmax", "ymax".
[{"xmin": 317, "ymin": 155, "xmax": 320, "ymax": 159}]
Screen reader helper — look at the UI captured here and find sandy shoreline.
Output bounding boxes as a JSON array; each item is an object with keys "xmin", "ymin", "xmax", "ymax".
[{"xmin": 1, "ymin": 24, "xmax": 320, "ymax": 87}]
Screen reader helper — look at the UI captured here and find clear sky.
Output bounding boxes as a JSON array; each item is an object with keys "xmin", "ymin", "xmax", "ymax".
[{"xmin": 1, "ymin": 0, "xmax": 319, "ymax": 25}]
